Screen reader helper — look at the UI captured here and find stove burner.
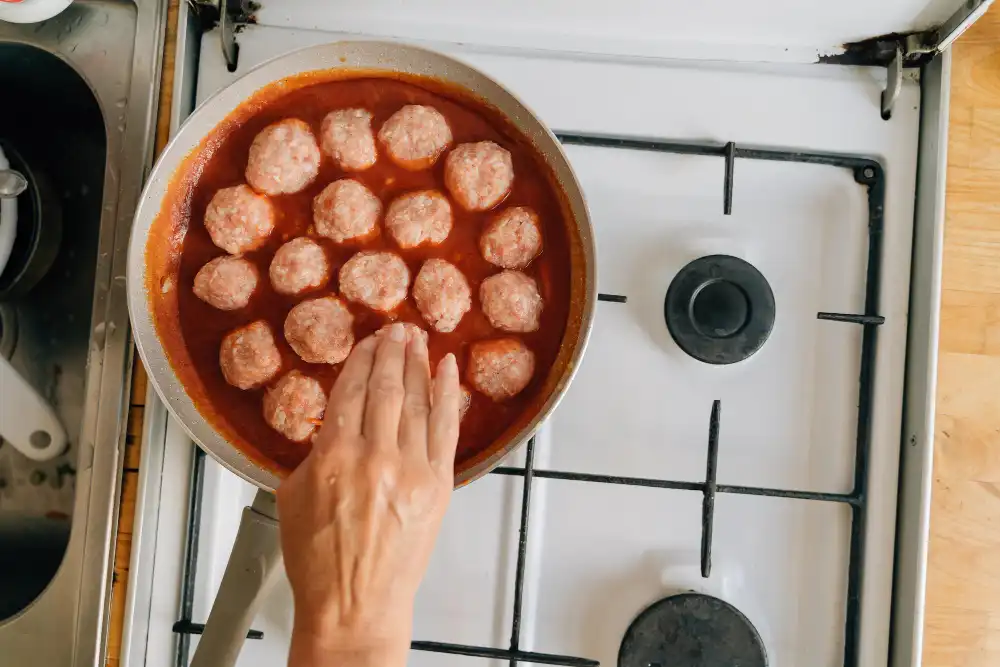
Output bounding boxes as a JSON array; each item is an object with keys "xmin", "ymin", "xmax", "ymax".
[
  {"xmin": 664, "ymin": 255, "xmax": 775, "ymax": 364},
  {"xmin": 618, "ymin": 593, "xmax": 767, "ymax": 667}
]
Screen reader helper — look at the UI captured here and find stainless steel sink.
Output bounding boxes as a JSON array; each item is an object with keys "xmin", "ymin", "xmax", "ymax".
[{"xmin": 0, "ymin": 1, "xmax": 166, "ymax": 665}]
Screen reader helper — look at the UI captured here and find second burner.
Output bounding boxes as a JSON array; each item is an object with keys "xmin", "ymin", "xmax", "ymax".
[{"xmin": 664, "ymin": 255, "xmax": 775, "ymax": 365}]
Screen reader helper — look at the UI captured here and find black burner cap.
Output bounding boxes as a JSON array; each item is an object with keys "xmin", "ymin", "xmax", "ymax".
[
  {"xmin": 619, "ymin": 593, "xmax": 767, "ymax": 667},
  {"xmin": 664, "ymin": 255, "xmax": 775, "ymax": 364}
]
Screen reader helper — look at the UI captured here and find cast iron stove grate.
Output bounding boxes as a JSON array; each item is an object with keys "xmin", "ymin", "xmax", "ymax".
[{"xmin": 172, "ymin": 133, "xmax": 886, "ymax": 667}]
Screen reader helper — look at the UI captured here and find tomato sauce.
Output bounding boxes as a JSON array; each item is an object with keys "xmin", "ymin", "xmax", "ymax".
[{"xmin": 148, "ymin": 73, "xmax": 577, "ymax": 476}]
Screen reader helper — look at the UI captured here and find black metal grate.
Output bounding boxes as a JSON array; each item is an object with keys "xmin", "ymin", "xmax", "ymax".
[{"xmin": 172, "ymin": 133, "xmax": 885, "ymax": 667}]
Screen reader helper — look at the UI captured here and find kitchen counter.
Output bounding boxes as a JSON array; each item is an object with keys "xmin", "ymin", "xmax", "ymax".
[
  {"xmin": 921, "ymin": 7, "xmax": 1000, "ymax": 666},
  {"xmin": 105, "ymin": 4, "xmax": 1000, "ymax": 665}
]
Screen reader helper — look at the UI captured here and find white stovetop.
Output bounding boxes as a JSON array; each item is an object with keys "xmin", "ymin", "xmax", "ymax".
[
  {"xmin": 252, "ymin": 0, "xmax": 964, "ymax": 63},
  {"xmin": 144, "ymin": 21, "xmax": 921, "ymax": 667}
]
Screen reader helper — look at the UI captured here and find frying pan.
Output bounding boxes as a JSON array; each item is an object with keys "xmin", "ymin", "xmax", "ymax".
[{"xmin": 126, "ymin": 41, "xmax": 596, "ymax": 666}]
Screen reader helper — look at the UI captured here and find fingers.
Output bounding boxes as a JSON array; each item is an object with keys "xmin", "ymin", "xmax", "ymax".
[
  {"xmin": 363, "ymin": 323, "xmax": 407, "ymax": 449},
  {"xmin": 316, "ymin": 334, "xmax": 378, "ymax": 446},
  {"xmin": 399, "ymin": 331, "xmax": 432, "ymax": 459},
  {"xmin": 428, "ymin": 353, "xmax": 461, "ymax": 475}
]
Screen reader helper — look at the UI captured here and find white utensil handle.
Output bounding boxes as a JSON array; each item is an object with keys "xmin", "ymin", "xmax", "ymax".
[
  {"xmin": 190, "ymin": 490, "xmax": 282, "ymax": 667},
  {"xmin": 0, "ymin": 145, "xmax": 17, "ymax": 281},
  {"xmin": 0, "ymin": 355, "xmax": 67, "ymax": 461}
]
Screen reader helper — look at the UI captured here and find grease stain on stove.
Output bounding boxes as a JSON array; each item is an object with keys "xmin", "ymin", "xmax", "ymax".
[{"xmin": 619, "ymin": 593, "xmax": 767, "ymax": 667}]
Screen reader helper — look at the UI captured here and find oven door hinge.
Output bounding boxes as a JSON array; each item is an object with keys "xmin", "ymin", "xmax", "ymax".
[
  {"xmin": 187, "ymin": 0, "xmax": 259, "ymax": 72},
  {"xmin": 821, "ymin": 0, "xmax": 994, "ymax": 120}
]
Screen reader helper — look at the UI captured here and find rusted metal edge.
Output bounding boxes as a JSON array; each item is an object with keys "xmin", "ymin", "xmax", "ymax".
[
  {"xmin": 186, "ymin": 0, "xmax": 259, "ymax": 32},
  {"xmin": 818, "ymin": 31, "xmax": 935, "ymax": 67},
  {"xmin": 819, "ymin": 0, "xmax": 995, "ymax": 67}
]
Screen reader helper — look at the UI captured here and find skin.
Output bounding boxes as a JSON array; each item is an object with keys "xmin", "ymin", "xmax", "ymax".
[{"xmin": 276, "ymin": 322, "xmax": 461, "ymax": 667}]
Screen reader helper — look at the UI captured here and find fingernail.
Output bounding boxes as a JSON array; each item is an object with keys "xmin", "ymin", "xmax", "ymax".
[
  {"xmin": 389, "ymin": 322, "xmax": 406, "ymax": 342},
  {"xmin": 410, "ymin": 329, "xmax": 428, "ymax": 351},
  {"xmin": 443, "ymin": 352, "xmax": 458, "ymax": 374}
]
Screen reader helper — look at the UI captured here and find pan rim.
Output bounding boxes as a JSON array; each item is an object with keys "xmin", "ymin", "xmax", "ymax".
[{"xmin": 127, "ymin": 40, "xmax": 597, "ymax": 492}]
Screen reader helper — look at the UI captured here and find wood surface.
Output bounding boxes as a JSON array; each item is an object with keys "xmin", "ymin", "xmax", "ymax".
[
  {"xmin": 923, "ymin": 6, "xmax": 1000, "ymax": 666},
  {"xmin": 103, "ymin": 4, "xmax": 1000, "ymax": 665},
  {"xmin": 105, "ymin": 1, "xmax": 177, "ymax": 665}
]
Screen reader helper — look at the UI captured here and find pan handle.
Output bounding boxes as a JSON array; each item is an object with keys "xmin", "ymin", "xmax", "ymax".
[
  {"xmin": 191, "ymin": 489, "xmax": 282, "ymax": 667},
  {"xmin": 0, "ymin": 355, "xmax": 67, "ymax": 461}
]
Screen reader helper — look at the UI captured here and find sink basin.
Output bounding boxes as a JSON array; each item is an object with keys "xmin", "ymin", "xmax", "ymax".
[
  {"xmin": 0, "ymin": 1, "xmax": 167, "ymax": 665},
  {"xmin": 0, "ymin": 39, "xmax": 107, "ymax": 619}
]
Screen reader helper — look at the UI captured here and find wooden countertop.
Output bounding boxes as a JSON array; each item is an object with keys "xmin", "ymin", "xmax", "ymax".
[
  {"xmin": 105, "ymin": 5, "xmax": 1000, "ymax": 665},
  {"xmin": 921, "ymin": 8, "xmax": 1000, "ymax": 666}
]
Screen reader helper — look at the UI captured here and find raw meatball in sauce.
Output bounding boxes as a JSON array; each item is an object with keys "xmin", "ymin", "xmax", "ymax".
[
  {"xmin": 245, "ymin": 119, "xmax": 321, "ymax": 195},
  {"xmin": 378, "ymin": 105, "xmax": 453, "ymax": 170},
  {"xmin": 480, "ymin": 206, "xmax": 543, "ymax": 269},
  {"xmin": 193, "ymin": 255, "xmax": 258, "ymax": 310},
  {"xmin": 338, "ymin": 251, "xmax": 410, "ymax": 312},
  {"xmin": 412, "ymin": 259, "xmax": 471, "ymax": 333},
  {"xmin": 203, "ymin": 185, "xmax": 274, "ymax": 255},
  {"xmin": 284, "ymin": 296, "xmax": 354, "ymax": 364},
  {"xmin": 263, "ymin": 371, "xmax": 327, "ymax": 442},
  {"xmin": 219, "ymin": 320, "xmax": 281, "ymax": 390},
  {"xmin": 385, "ymin": 190, "xmax": 452, "ymax": 249},
  {"xmin": 313, "ymin": 179, "xmax": 381, "ymax": 243},
  {"xmin": 480, "ymin": 270, "xmax": 544, "ymax": 333},
  {"xmin": 320, "ymin": 108, "xmax": 377, "ymax": 171},
  {"xmin": 444, "ymin": 141, "xmax": 514, "ymax": 211},
  {"xmin": 467, "ymin": 338, "xmax": 535, "ymax": 401},
  {"xmin": 269, "ymin": 237, "xmax": 329, "ymax": 295}
]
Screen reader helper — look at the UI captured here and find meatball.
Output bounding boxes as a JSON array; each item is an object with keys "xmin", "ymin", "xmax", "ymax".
[
  {"xmin": 192, "ymin": 255, "xmax": 258, "ymax": 311},
  {"xmin": 377, "ymin": 322, "xmax": 429, "ymax": 345},
  {"xmin": 203, "ymin": 185, "xmax": 275, "ymax": 255},
  {"xmin": 263, "ymin": 371, "xmax": 327, "ymax": 442},
  {"xmin": 467, "ymin": 338, "xmax": 535, "ymax": 401},
  {"xmin": 284, "ymin": 296, "xmax": 354, "ymax": 365},
  {"xmin": 338, "ymin": 251, "xmax": 410, "ymax": 312},
  {"xmin": 377, "ymin": 105, "xmax": 452, "ymax": 170},
  {"xmin": 384, "ymin": 190, "xmax": 452, "ymax": 249},
  {"xmin": 480, "ymin": 270, "xmax": 544, "ymax": 333},
  {"xmin": 245, "ymin": 119, "xmax": 321, "ymax": 195},
  {"xmin": 313, "ymin": 179, "xmax": 382, "ymax": 243},
  {"xmin": 269, "ymin": 237, "xmax": 329, "ymax": 295},
  {"xmin": 444, "ymin": 141, "xmax": 514, "ymax": 211},
  {"xmin": 219, "ymin": 321, "xmax": 281, "ymax": 390},
  {"xmin": 412, "ymin": 259, "xmax": 471, "ymax": 333},
  {"xmin": 481, "ymin": 206, "xmax": 543, "ymax": 269},
  {"xmin": 320, "ymin": 108, "xmax": 377, "ymax": 171}
]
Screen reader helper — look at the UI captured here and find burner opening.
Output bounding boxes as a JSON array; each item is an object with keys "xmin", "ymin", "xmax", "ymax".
[
  {"xmin": 689, "ymin": 279, "xmax": 748, "ymax": 339},
  {"xmin": 618, "ymin": 593, "xmax": 767, "ymax": 667},
  {"xmin": 664, "ymin": 255, "xmax": 775, "ymax": 365}
]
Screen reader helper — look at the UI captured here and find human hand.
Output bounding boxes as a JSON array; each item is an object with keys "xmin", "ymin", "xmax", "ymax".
[{"xmin": 276, "ymin": 323, "xmax": 461, "ymax": 667}]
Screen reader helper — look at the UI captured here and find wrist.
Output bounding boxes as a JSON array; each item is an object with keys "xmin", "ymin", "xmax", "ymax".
[{"xmin": 289, "ymin": 627, "xmax": 410, "ymax": 667}]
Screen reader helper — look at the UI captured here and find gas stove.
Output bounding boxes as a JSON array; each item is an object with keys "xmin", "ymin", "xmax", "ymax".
[{"xmin": 120, "ymin": 2, "xmax": 962, "ymax": 666}]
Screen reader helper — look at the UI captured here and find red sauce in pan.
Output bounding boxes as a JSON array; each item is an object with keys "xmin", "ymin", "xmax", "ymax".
[{"xmin": 147, "ymin": 73, "xmax": 581, "ymax": 477}]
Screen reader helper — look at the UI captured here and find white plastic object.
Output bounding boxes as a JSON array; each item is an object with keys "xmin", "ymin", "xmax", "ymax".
[
  {"xmin": 0, "ymin": 145, "xmax": 17, "ymax": 281},
  {"xmin": 0, "ymin": 0, "xmax": 72, "ymax": 24},
  {"xmin": 190, "ymin": 490, "xmax": 282, "ymax": 667},
  {"xmin": 0, "ymin": 355, "xmax": 67, "ymax": 461}
]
